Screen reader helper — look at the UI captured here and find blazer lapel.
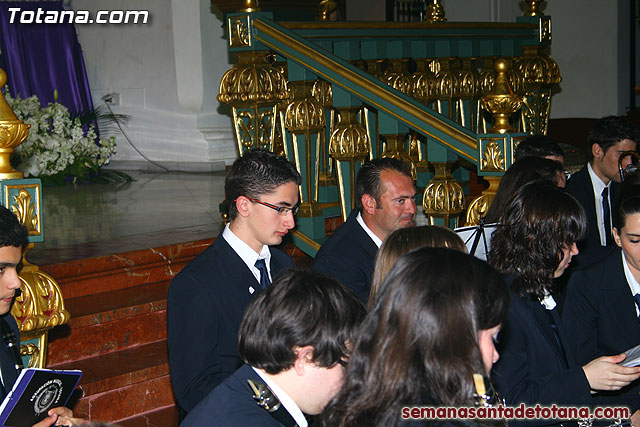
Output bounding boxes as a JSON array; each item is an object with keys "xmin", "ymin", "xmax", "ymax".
[
  {"xmin": 527, "ymin": 299, "xmax": 568, "ymax": 367},
  {"xmin": 217, "ymin": 236, "xmax": 260, "ymax": 295}
]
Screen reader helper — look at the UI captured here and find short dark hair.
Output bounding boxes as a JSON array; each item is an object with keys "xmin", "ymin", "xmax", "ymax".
[
  {"xmin": 225, "ymin": 149, "xmax": 302, "ymax": 220},
  {"xmin": 0, "ymin": 207, "xmax": 28, "ymax": 249},
  {"xmin": 355, "ymin": 158, "xmax": 412, "ymax": 210},
  {"xmin": 489, "ymin": 182, "xmax": 587, "ymax": 299},
  {"xmin": 514, "ymin": 135, "xmax": 564, "ymax": 162},
  {"xmin": 587, "ymin": 116, "xmax": 640, "ymax": 161},
  {"xmin": 484, "ymin": 156, "xmax": 565, "ymax": 223},
  {"xmin": 238, "ymin": 268, "xmax": 365, "ymax": 375},
  {"xmin": 613, "ymin": 183, "xmax": 640, "ymax": 230}
]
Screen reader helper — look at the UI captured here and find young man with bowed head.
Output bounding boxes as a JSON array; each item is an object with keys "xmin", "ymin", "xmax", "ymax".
[
  {"xmin": 566, "ymin": 116, "xmax": 639, "ymax": 265},
  {"xmin": 181, "ymin": 268, "xmax": 366, "ymax": 427},
  {"xmin": 167, "ymin": 149, "xmax": 301, "ymax": 415},
  {"xmin": 0, "ymin": 207, "xmax": 78, "ymax": 427},
  {"xmin": 312, "ymin": 158, "xmax": 416, "ymax": 303}
]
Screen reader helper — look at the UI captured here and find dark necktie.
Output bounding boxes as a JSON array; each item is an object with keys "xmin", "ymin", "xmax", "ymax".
[
  {"xmin": 254, "ymin": 258, "xmax": 271, "ymax": 289},
  {"xmin": 545, "ymin": 308, "xmax": 568, "ymax": 366},
  {"xmin": 602, "ymin": 187, "xmax": 612, "ymax": 246},
  {"xmin": 633, "ymin": 294, "xmax": 640, "ymax": 322}
]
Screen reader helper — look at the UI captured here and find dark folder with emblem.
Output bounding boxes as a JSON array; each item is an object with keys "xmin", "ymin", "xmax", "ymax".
[{"xmin": 0, "ymin": 368, "xmax": 82, "ymax": 427}]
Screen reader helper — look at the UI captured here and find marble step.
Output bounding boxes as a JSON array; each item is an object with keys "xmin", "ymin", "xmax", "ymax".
[
  {"xmin": 50, "ymin": 340, "xmax": 175, "ymax": 423},
  {"xmin": 116, "ymin": 405, "xmax": 179, "ymax": 427},
  {"xmin": 48, "ymin": 293, "xmax": 168, "ymax": 365},
  {"xmin": 39, "ymin": 238, "xmax": 214, "ymax": 299}
]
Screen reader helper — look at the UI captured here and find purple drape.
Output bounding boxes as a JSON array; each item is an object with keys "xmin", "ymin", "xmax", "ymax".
[{"xmin": 0, "ymin": 1, "xmax": 94, "ymax": 116}]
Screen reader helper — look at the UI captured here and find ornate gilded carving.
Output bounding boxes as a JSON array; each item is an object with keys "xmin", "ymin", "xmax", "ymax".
[
  {"xmin": 539, "ymin": 16, "xmax": 551, "ymax": 44},
  {"xmin": 515, "ymin": 48, "xmax": 562, "ymax": 87},
  {"xmin": 412, "ymin": 59, "xmax": 436, "ymax": 103},
  {"xmin": 218, "ymin": 51, "xmax": 289, "ymax": 105},
  {"xmin": 383, "ymin": 60, "xmax": 412, "ymax": 96},
  {"xmin": 480, "ymin": 58, "xmax": 524, "ymax": 134},
  {"xmin": 312, "ymin": 79, "xmax": 332, "ymax": 108},
  {"xmin": 423, "ymin": 162, "xmax": 464, "ymax": 226},
  {"xmin": 329, "ymin": 108, "xmax": 369, "ymax": 161},
  {"xmin": 465, "ymin": 196, "xmax": 490, "ymax": 227},
  {"xmin": 426, "ymin": 0, "xmax": 446, "ymax": 22},
  {"xmin": 433, "ymin": 59, "xmax": 457, "ymax": 100},
  {"xmin": 465, "ymin": 176, "xmax": 501, "ymax": 226},
  {"xmin": 14, "ymin": 269, "xmax": 70, "ymax": 333},
  {"xmin": 0, "ymin": 69, "xmax": 30, "ymax": 180},
  {"xmin": 219, "ymin": 51, "xmax": 288, "ymax": 153},
  {"xmin": 284, "ymin": 96, "xmax": 325, "ymax": 133},
  {"xmin": 20, "ymin": 343, "xmax": 39, "ymax": 368},
  {"xmin": 381, "ymin": 134, "xmax": 416, "ymax": 180},
  {"xmin": 481, "ymin": 139, "xmax": 506, "ymax": 172},
  {"xmin": 11, "ymin": 189, "xmax": 38, "ymax": 233},
  {"xmin": 229, "ymin": 17, "xmax": 250, "ymax": 48},
  {"xmin": 514, "ymin": 46, "xmax": 562, "ymax": 134}
]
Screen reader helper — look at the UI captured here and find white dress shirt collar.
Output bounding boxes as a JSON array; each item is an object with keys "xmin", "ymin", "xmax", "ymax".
[
  {"xmin": 356, "ymin": 211, "xmax": 382, "ymax": 248},
  {"xmin": 222, "ymin": 224, "xmax": 271, "ymax": 291},
  {"xmin": 540, "ymin": 292, "xmax": 557, "ymax": 311},
  {"xmin": 253, "ymin": 367, "xmax": 308, "ymax": 427},
  {"xmin": 587, "ymin": 162, "xmax": 611, "ymax": 246}
]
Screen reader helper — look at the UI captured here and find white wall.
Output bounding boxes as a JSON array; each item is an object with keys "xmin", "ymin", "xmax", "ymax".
[{"xmin": 72, "ymin": 0, "xmax": 236, "ymax": 170}]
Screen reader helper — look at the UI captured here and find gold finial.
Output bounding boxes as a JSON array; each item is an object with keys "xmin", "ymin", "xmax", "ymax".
[
  {"xmin": 317, "ymin": 0, "xmax": 338, "ymax": 21},
  {"xmin": 240, "ymin": 0, "xmax": 260, "ymax": 12},
  {"xmin": 0, "ymin": 68, "xmax": 30, "ymax": 179},
  {"xmin": 522, "ymin": 0, "xmax": 544, "ymax": 16},
  {"xmin": 480, "ymin": 59, "xmax": 524, "ymax": 134},
  {"xmin": 426, "ymin": 0, "xmax": 446, "ymax": 23},
  {"xmin": 0, "ymin": 70, "xmax": 19, "ymax": 122}
]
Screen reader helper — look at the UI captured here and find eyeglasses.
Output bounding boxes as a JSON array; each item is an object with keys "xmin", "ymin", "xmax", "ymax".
[{"xmin": 239, "ymin": 197, "xmax": 299, "ymax": 216}]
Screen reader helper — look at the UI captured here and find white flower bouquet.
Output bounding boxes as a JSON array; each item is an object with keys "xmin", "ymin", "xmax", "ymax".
[{"xmin": 4, "ymin": 87, "xmax": 117, "ymax": 184}]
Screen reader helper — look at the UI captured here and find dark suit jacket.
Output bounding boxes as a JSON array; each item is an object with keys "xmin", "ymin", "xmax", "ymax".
[
  {"xmin": 562, "ymin": 248, "xmax": 640, "ymax": 366},
  {"xmin": 0, "ymin": 313, "xmax": 20, "ymax": 400},
  {"xmin": 182, "ymin": 364, "xmax": 294, "ymax": 427},
  {"xmin": 312, "ymin": 209, "xmax": 378, "ymax": 303},
  {"xmin": 492, "ymin": 276, "xmax": 593, "ymax": 412},
  {"xmin": 167, "ymin": 235, "xmax": 294, "ymax": 413},
  {"xmin": 565, "ymin": 166, "xmax": 620, "ymax": 267}
]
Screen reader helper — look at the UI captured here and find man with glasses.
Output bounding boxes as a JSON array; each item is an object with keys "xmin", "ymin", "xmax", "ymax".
[{"xmin": 168, "ymin": 149, "xmax": 301, "ymax": 416}]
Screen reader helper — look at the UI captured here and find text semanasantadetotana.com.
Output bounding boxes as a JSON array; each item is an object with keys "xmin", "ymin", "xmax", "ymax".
[
  {"xmin": 7, "ymin": 8, "xmax": 149, "ymax": 24},
  {"xmin": 402, "ymin": 404, "xmax": 631, "ymax": 420}
]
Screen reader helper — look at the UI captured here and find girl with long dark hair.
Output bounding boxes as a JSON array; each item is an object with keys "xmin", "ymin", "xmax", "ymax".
[{"xmin": 321, "ymin": 247, "xmax": 509, "ymax": 426}]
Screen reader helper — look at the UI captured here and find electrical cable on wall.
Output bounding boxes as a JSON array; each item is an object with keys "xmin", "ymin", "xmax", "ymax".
[{"xmin": 101, "ymin": 93, "xmax": 169, "ymax": 172}]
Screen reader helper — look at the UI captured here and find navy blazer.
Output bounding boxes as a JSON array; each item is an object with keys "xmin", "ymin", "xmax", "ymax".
[
  {"xmin": 562, "ymin": 248, "xmax": 640, "ymax": 365},
  {"xmin": 566, "ymin": 166, "xmax": 620, "ymax": 267},
  {"xmin": 182, "ymin": 364, "xmax": 293, "ymax": 427},
  {"xmin": 492, "ymin": 277, "xmax": 593, "ymax": 410},
  {"xmin": 312, "ymin": 209, "xmax": 378, "ymax": 303},
  {"xmin": 0, "ymin": 313, "xmax": 20, "ymax": 399},
  {"xmin": 167, "ymin": 235, "xmax": 294, "ymax": 413}
]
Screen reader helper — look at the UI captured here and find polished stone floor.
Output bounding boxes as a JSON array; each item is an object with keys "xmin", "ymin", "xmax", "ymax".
[{"xmin": 28, "ymin": 171, "xmax": 226, "ymax": 266}]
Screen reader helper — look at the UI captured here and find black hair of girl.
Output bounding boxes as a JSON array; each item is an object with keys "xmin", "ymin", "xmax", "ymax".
[
  {"xmin": 613, "ymin": 183, "xmax": 640, "ymax": 231},
  {"xmin": 484, "ymin": 157, "xmax": 565, "ymax": 224},
  {"xmin": 320, "ymin": 247, "xmax": 509, "ymax": 427},
  {"xmin": 489, "ymin": 182, "xmax": 586, "ymax": 299}
]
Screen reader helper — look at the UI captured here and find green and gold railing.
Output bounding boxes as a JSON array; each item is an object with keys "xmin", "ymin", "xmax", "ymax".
[
  {"xmin": 0, "ymin": 69, "xmax": 70, "ymax": 368},
  {"xmin": 216, "ymin": 0, "xmax": 560, "ymax": 256}
]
